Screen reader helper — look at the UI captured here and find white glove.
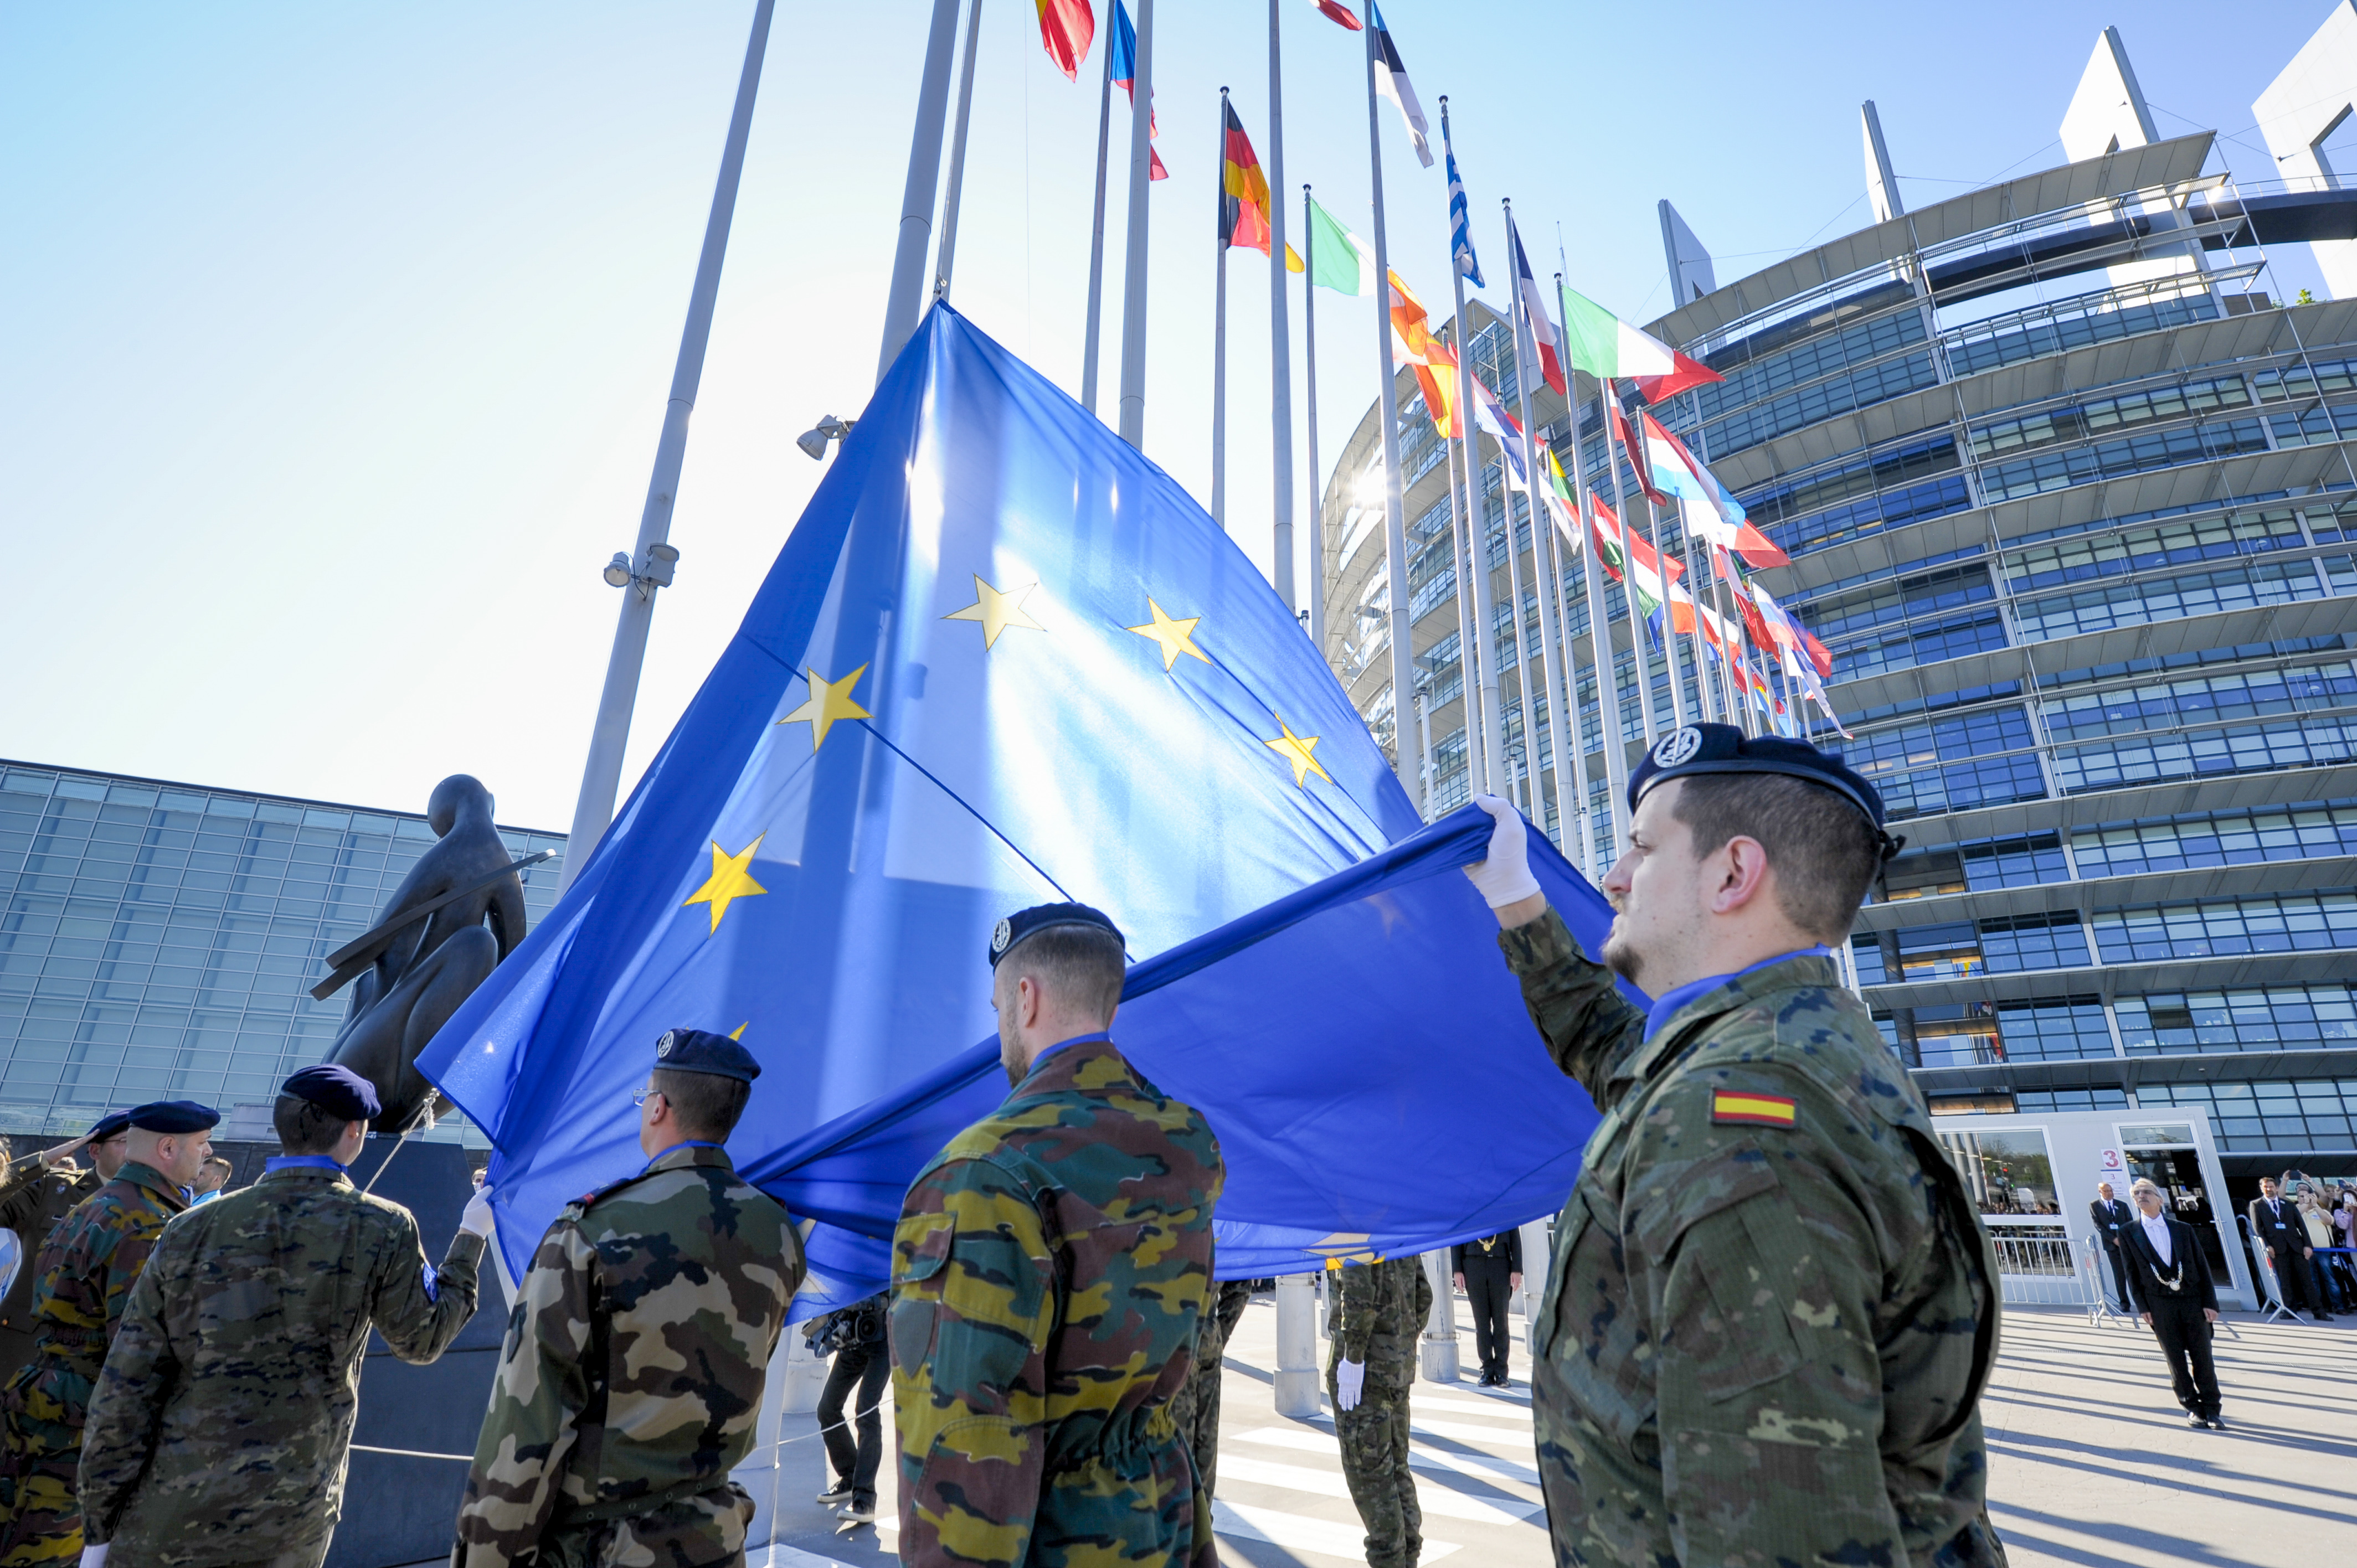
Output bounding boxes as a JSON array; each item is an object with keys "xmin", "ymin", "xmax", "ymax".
[
  {"xmin": 459, "ymin": 1183, "xmax": 496, "ymax": 1239},
  {"xmin": 1334, "ymin": 1358, "xmax": 1366, "ymax": 1412},
  {"xmin": 80, "ymin": 1545, "xmax": 107, "ymax": 1568},
  {"xmin": 1462, "ymin": 795, "xmax": 1541, "ymax": 909}
]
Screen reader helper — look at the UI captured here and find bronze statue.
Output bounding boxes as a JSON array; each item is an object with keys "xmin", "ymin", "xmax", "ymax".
[{"xmin": 321, "ymin": 776, "xmax": 531, "ymax": 1132}]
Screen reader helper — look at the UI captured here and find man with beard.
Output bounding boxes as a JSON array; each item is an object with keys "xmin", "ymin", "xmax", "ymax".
[{"xmin": 1462, "ymin": 725, "xmax": 2006, "ymax": 1567}]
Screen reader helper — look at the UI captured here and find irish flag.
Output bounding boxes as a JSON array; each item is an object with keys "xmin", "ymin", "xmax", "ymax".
[{"xmin": 1559, "ymin": 284, "xmax": 1720, "ymax": 402}]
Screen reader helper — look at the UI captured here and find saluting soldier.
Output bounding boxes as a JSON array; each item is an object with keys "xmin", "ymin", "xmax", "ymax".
[
  {"xmin": 0, "ymin": 1102, "xmax": 217, "ymax": 1568},
  {"xmin": 451, "ymin": 1029, "xmax": 802, "ymax": 1568},
  {"xmin": 890, "ymin": 903, "xmax": 1224, "ymax": 1568},
  {"xmin": 1461, "ymin": 724, "xmax": 2005, "ymax": 1566},
  {"xmin": 0, "ymin": 1113, "xmax": 126, "ymax": 1385},
  {"xmin": 78, "ymin": 1066, "xmax": 489, "ymax": 1568},
  {"xmin": 1328, "ymin": 1255, "xmax": 1431, "ymax": 1568}
]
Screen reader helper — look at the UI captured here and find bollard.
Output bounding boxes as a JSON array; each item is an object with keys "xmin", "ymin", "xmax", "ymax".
[
  {"xmin": 1419, "ymin": 1249, "xmax": 1461, "ymax": 1383},
  {"xmin": 778, "ymin": 1321, "xmax": 831, "ymax": 1415},
  {"xmin": 1274, "ymin": 1273, "xmax": 1324, "ymax": 1417},
  {"xmin": 1517, "ymin": 1218, "xmax": 1550, "ymax": 1344}
]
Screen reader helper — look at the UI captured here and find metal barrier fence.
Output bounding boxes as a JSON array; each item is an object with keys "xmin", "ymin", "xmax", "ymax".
[{"xmin": 1988, "ymin": 1230, "xmax": 2094, "ymax": 1308}]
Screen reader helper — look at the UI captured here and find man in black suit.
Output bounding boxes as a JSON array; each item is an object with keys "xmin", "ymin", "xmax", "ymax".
[
  {"xmin": 1449, "ymin": 1229, "xmax": 1522, "ymax": 1388},
  {"xmin": 2123, "ymin": 1177, "xmax": 2224, "ymax": 1429},
  {"xmin": 2248, "ymin": 1174, "xmax": 2333, "ymax": 1321},
  {"xmin": 2089, "ymin": 1181, "xmax": 2133, "ymax": 1313}
]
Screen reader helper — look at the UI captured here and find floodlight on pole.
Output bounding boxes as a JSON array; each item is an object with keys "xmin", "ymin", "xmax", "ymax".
[{"xmin": 796, "ymin": 415, "xmax": 856, "ymax": 461}]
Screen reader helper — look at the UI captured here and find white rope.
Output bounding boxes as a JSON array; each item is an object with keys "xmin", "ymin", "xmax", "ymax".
[{"xmin": 346, "ymin": 1399, "xmax": 889, "ymax": 1468}]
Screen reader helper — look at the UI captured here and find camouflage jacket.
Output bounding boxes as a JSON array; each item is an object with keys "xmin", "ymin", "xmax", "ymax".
[
  {"xmin": 1502, "ymin": 908, "xmax": 2004, "ymax": 1568},
  {"xmin": 78, "ymin": 1162, "xmax": 486, "ymax": 1566},
  {"xmin": 451, "ymin": 1143, "xmax": 801, "ymax": 1568},
  {"xmin": 891, "ymin": 1039, "xmax": 1224, "ymax": 1568},
  {"xmin": 1325, "ymin": 1257, "xmax": 1430, "ymax": 1384},
  {"xmin": 1, "ymin": 1162, "xmax": 188, "ymax": 1433},
  {"xmin": 0, "ymin": 1161, "xmax": 99, "ymax": 1355}
]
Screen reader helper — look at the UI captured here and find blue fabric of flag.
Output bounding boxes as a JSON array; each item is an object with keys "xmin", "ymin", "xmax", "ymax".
[
  {"xmin": 419, "ymin": 302, "xmax": 1426, "ymax": 1289},
  {"xmin": 1109, "ymin": 0, "xmax": 1137, "ymax": 88},
  {"xmin": 750, "ymin": 801, "xmax": 1626, "ymax": 1315}
]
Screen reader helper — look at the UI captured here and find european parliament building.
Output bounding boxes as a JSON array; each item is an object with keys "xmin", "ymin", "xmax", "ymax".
[
  {"xmin": 1319, "ymin": 25, "xmax": 2357, "ymax": 1185},
  {"xmin": 0, "ymin": 760, "xmax": 566, "ymax": 1141}
]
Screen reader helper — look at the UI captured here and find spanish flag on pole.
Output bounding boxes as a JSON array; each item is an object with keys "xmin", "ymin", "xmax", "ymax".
[{"xmin": 1220, "ymin": 99, "xmax": 1303, "ymax": 270}]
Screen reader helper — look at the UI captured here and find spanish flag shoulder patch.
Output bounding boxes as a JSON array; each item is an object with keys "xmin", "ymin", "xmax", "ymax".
[{"xmin": 1711, "ymin": 1091, "xmax": 1798, "ymax": 1128}]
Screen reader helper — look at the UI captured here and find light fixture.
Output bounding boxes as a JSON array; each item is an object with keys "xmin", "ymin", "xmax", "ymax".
[
  {"xmin": 603, "ymin": 544, "xmax": 682, "ymax": 599},
  {"xmin": 603, "ymin": 553, "xmax": 633, "ymax": 588},
  {"xmin": 797, "ymin": 415, "xmax": 856, "ymax": 461}
]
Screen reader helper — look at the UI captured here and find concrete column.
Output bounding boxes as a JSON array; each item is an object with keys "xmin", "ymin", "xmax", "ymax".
[
  {"xmin": 1517, "ymin": 1219, "xmax": 1549, "ymax": 1360},
  {"xmin": 1274, "ymin": 1273, "xmax": 1324, "ymax": 1417},
  {"xmin": 777, "ymin": 1321, "xmax": 830, "ymax": 1415},
  {"xmin": 1419, "ymin": 1249, "xmax": 1460, "ymax": 1382}
]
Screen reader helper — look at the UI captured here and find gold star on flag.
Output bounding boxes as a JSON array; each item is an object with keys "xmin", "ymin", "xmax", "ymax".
[
  {"xmin": 1265, "ymin": 716, "xmax": 1332, "ymax": 788},
  {"xmin": 943, "ymin": 575, "xmax": 1046, "ymax": 648},
  {"xmin": 1128, "ymin": 599, "xmax": 1210, "ymax": 672},
  {"xmin": 683, "ymin": 837, "xmax": 767, "ymax": 933},
  {"xmin": 777, "ymin": 664, "xmax": 872, "ymax": 750},
  {"xmin": 729, "ymin": 1022, "xmax": 749, "ymax": 1040}
]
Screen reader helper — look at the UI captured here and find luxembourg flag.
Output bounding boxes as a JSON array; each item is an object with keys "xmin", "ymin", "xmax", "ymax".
[
  {"xmin": 1634, "ymin": 410, "xmax": 1789, "ymax": 567},
  {"xmin": 1559, "ymin": 282, "xmax": 1720, "ymax": 402}
]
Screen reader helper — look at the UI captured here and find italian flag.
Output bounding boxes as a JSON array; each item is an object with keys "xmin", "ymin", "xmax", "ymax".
[{"xmin": 1559, "ymin": 285, "xmax": 1720, "ymax": 403}]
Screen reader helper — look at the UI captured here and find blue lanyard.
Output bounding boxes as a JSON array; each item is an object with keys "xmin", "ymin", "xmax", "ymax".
[{"xmin": 265, "ymin": 1155, "xmax": 350, "ymax": 1175}]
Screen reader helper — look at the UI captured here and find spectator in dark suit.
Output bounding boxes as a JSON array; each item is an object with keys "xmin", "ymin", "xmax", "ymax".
[
  {"xmin": 2122, "ymin": 1177, "xmax": 2224, "ymax": 1429},
  {"xmin": 2089, "ymin": 1182, "xmax": 2133, "ymax": 1313},
  {"xmin": 1449, "ymin": 1229, "xmax": 1522, "ymax": 1388},
  {"xmin": 2248, "ymin": 1175, "xmax": 2333, "ymax": 1321}
]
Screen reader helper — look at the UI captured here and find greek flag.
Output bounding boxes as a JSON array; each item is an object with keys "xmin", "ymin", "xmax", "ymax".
[{"xmin": 1446, "ymin": 131, "xmax": 1483, "ymax": 287}]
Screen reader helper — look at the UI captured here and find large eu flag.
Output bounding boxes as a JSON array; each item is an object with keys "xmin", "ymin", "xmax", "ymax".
[{"xmin": 421, "ymin": 303, "xmax": 1433, "ymax": 1288}]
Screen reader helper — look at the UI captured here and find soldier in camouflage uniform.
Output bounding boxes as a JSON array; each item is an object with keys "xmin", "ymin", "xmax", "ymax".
[
  {"xmin": 78, "ymin": 1066, "xmax": 487, "ymax": 1568},
  {"xmin": 891, "ymin": 903, "xmax": 1223, "ymax": 1568},
  {"xmin": 1327, "ymin": 1255, "xmax": 1430, "ymax": 1568},
  {"xmin": 1462, "ymin": 724, "xmax": 2005, "ymax": 1567},
  {"xmin": 0, "ymin": 1101, "xmax": 216, "ymax": 1568},
  {"xmin": 1169, "ymin": 1278, "xmax": 1251, "ymax": 1498},
  {"xmin": 452, "ymin": 1029, "xmax": 801, "ymax": 1568},
  {"xmin": 0, "ymin": 1113, "xmax": 125, "ymax": 1385}
]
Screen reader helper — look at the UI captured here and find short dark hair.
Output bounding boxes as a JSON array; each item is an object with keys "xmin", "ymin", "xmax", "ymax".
[
  {"xmin": 650, "ymin": 1068, "xmax": 752, "ymax": 1142},
  {"xmin": 274, "ymin": 1094, "xmax": 352, "ymax": 1156},
  {"xmin": 1671, "ymin": 772, "xmax": 1882, "ymax": 943},
  {"xmin": 996, "ymin": 922, "xmax": 1126, "ymax": 1024}
]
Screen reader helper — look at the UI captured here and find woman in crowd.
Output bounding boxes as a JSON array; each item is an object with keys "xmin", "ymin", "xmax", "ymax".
[{"xmin": 2296, "ymin": 1187, "xmax": 2349, "ymax": 1312}]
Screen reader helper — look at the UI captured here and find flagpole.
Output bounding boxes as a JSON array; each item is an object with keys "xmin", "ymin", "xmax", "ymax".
[
  {"xmin": 932, "ymin": 0, "xmax": 985, "ymax": 300},
  {"xmin": 1361, "ymin": 14, "xmax": 1416, "ymax": 792},
  {"xmin": 1447, "ymin": 405, "xmax": 1489, "ymax": 796},
  {"xmin": 1116, "ymin": 0, "xmax": 1155, "ymax": 447},
  {"xmin": 562, "ymin": 0, "xmax": 776, "ymax": 890},
  {"xmin": 1669, "ymin": 495, "xmax": 1717, "ymax": 724},
  {"xmin": 1503, "ymin": 199, "xmax": 1569, "ymax": 850},
  {"xmin": 1267, "ymin": 0, "xmax": 1296, "ymax": 610},
  {"xmin": 1080, "ymin": 28, "xmax": 1114, "ymax": 414},
  {"xmin": 1629, "ymin": 474, "xmax": 1690, "ymax": 730},
  {"xmin": 1303, "ymin": 184, "xmax": 1325, "ymax": 654},
  {"xmin": 1437, "ymin": 100, "xmax": 1507, "ymax": 798},
  {"xmin": 1597, "ymin": 384, "xmax": 1659, "ymax": 747},
  {"xmin": 1213, "ymin": 88, "xmax": 1231, "ymax": 528},
  {"xmin": 1556, "ymin": 290, "xmax": 1628, "ymax": 854},
  {"xmin": 877, "ymin": 0, "xmax": 963, "ymax": 381}
]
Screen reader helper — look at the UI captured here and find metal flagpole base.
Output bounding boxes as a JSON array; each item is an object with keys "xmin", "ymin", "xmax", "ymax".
[
  {"xmin": 1419, "ymin": 1250, "xmax": 1461, "ymax": 1383},
  {"xmin": 1273, "ymin": 1274, "xmax": 1323, "ymax": 1417}
]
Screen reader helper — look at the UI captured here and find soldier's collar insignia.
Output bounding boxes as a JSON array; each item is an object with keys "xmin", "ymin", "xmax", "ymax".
[{"xmin": 1712, "ymin": 1090, "xmax": 1797, "ymax": 1128}]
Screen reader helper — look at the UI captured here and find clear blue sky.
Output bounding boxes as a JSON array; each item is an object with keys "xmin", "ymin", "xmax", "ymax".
[{"xmin": 2, "ymin": 1, "xmax": 2339, "ymax": 831}]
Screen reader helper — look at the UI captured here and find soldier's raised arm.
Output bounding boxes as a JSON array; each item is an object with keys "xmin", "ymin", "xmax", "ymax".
[
  {"xmin": 889, "ymin": 1152, "xmax": 1057, "ymax": 1568},
  {"xmin": 367, "ymin": 1179, "xmax": 490, "ymax": 1364},
  {"xmin": 1460, "ymin": 797, "xmax": 1645, "ymax": 1104},
  {"xmin": 451, "ymin": 1217, "xmax": 598, "ymax": 1568}
]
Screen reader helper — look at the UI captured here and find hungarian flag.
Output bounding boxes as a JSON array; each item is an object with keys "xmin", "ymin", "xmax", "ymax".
[
  {"xmin": 1221, "ymin": 101, "xmax": 1303, "ymax": 269},
  {"xmin": 1304, "ymin": 195, "xmax": 1376, "ymax": 294},
  {"xmin": 1507, "ymin": 214, "xmax": 1567, "ymax": 397},
  {"xmin": 1109, "ymin": 2, "xmax": 1167, "ymax": 179},
  {"xmin": 1634, "ymin": 410, "xmax": 1788, "ymax": 567},
  {"xmin": 1560, "ymin": 283, "xmax": 1720, "ymax": 402},
  {"xmin": 1034, "ymin": 1, "xmax": 1094, "ymax": 80},
  {"xmin": 1368, "ymin": 1, "xmax": 1433, "ymax": 168},
  {"xmin": 1588, "ymin": 494, "xmax": 1682, "ymax": 613},
  {"xmin": 1301, "ymin": 0, "xmax": 1362, "ymax": 25},
  {"xmin": 1389, "ymin": 269, "xmax": 1459, "ymax": 439}
]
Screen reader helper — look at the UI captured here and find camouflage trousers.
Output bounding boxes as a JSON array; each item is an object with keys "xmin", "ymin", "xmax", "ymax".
[
  {"xmin": 528, "ymin": 1483, "xmax": 756, "ymax": 1568},
  {"xmin": 1331, "ymin": 1378, "xmax": 1419, "ymax": 1568},
  {"xmin": 0, "ymin": 1394, "xmax": 84, "ymax": 1568}
]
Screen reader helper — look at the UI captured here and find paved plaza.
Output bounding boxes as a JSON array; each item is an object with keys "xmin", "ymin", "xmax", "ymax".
[{"xmin": 742, "ymin": 1285, "xmax": 2356, "ymax": 1568}]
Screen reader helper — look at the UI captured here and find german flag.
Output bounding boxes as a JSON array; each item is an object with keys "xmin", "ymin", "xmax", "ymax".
[{"xmin": 1219, "ymin": 98, "xmax": 1276, "ymax": 257}]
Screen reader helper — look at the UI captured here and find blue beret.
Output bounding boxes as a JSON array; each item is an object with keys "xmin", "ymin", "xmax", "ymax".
[
  {"xmin": 127, "ymin": 1100, "xmax": 220, "ymax": 1134},
  {"xmin": 653, "ymin": 1028, "xmax": 760, "ymax": 1084},
  {"xmin": 1630, "ymin": 724, "xmax": 1902, "ymax": 857},
  {"xmin": 280, "ymin": 1064, "xmax": 382, "ymax": 1123},
  {"xmin": 86, "ymin": 1110, "xmax": 130, "ymax": 1142},
  {"xmin": 988, "ymin": 902, "xmax": 1125, "ymax": 969}
]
